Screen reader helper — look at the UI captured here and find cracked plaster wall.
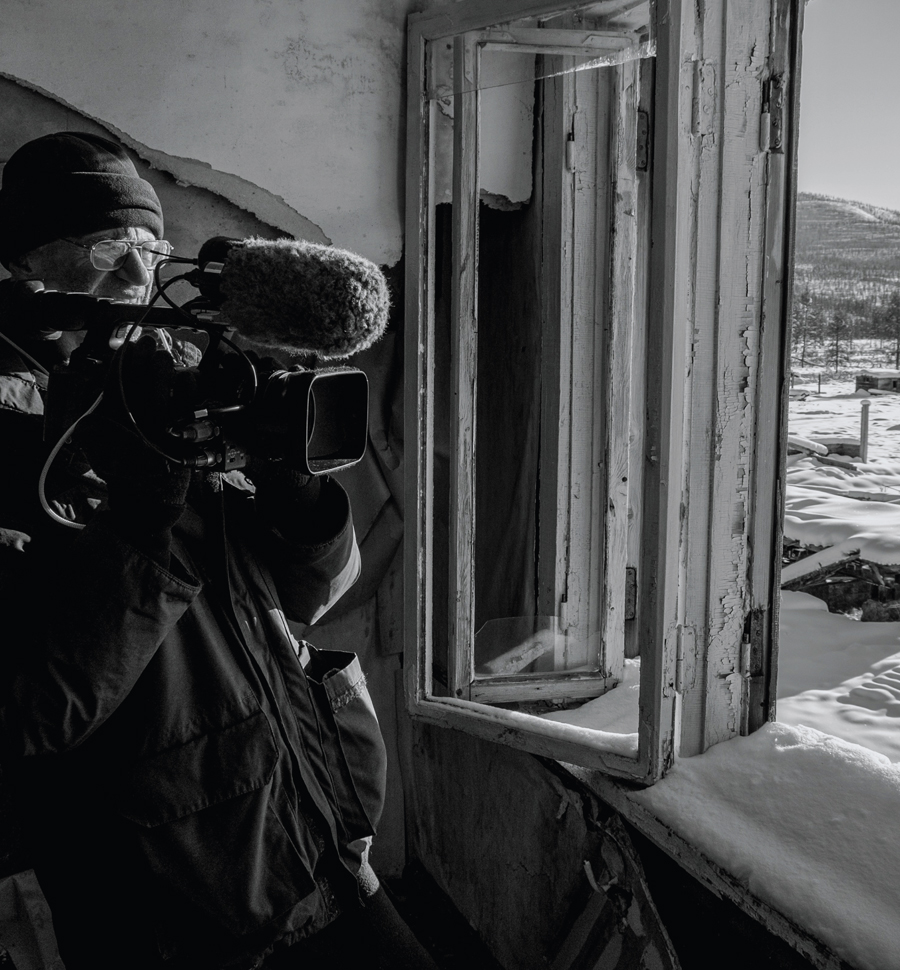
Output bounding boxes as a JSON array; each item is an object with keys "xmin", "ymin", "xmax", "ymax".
[
  {"xmin": 0, "ymin": 0, "xmax": 459, "ymax": 264},
  {"xmin": 410, "ymin": 723, "xmax": 681, "ymax": 970}
]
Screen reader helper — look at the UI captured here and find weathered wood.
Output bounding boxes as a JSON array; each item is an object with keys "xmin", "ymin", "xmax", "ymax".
[
  {"xmin": 565, "ymin": 57, "xmax": 610, "ymax": 672},
  {"xmin": 448, "ymin": 34, "xmax": 480, "ymax": 701},
  {"xmin": 470, "ymin": 675, "xmax": 617, "ymax": 703},
  {"xmin": 675, "ymin": 1, "xmax": 724, "ymax": 756},
  {"xmin": 406, "ymin": 0, "xmax": 796, "ymax": 778},
  {"xmin": 637, "ymin": 0, "xmax": 691, "ymax": 778},
  {"xmin": 418, "ymin": 696, "xmax": 641, "ymax": 776},
  {"xmin": 601, "ymin": 54, "xmax": 641, "ymax": 680},
  {"xmin": 536, "ymin": 55, "xmax": 571, "ymax": 648},
  {"xmin": 700, "ymin": 0, "xmax": 773, "ymax": 752},
  {"xmin": 404, "ymin": 25, "xmax": 432, "ymax": 712},
  {"xmin": 747, "ymin": 0, "xmax": 804, "ymax": 731},
  {"xmin": 478, "ymin": 27, "xmax": 638, "ymax": 55},
  {"xmin": 624, "ymin": 54, "xmax": 654, "ymax": 660},
  {"xmin": 410, "ymin": 0, "xmax": 651, "ymax": 41}
]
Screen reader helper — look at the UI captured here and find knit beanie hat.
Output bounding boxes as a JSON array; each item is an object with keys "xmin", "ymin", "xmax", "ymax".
[{"xmin": 0, "ymin": 131, "xmax": 164, "ymax": 269}]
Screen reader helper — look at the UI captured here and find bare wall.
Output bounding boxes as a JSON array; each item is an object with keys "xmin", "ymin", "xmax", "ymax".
[{"xmin": 0, "ymin": 0, "xmax": 429, "ymax": 264}]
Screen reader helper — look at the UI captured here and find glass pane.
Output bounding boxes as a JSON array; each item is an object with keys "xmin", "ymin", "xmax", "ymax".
[
  {"xmin": 425, "ymin": 5, "xmax": 653, "ymax": 732},
  {"xmin": 470, "ymin": 48, "xmax": 613, "ymax": 680}
]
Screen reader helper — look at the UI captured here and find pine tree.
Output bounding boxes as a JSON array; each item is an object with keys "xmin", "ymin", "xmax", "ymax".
[
  {"xmin": 881, "ymin": 291, "xmax": 900, "ymax": 368},
  {"xmin": 791, "ymin": 285, "xmax": 821, "ymax": 366},
  {"xmin": 826, "ymin": 309, "xmax": 850, "ymax": 369}
]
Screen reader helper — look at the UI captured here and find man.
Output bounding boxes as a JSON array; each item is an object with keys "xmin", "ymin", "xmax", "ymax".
[
  {"xmin": 0, "ymin": 131, "xmax": 164, "ymax": 550},
  {"xmin": 0, "ymin": 132, "xmax": 435, "ymax": 970}
]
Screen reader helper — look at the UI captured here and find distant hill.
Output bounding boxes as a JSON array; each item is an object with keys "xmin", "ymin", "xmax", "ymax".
[
  {"xmin": 792, "ymin": 194, "xmax": 900, "ymax": 369},
  {"xmin": 795, "ymin": 193, "xmax": 900, "ymax": 302}
]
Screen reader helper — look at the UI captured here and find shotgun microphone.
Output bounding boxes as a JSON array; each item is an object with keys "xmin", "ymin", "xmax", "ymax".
[{"xmin": 192, "ymin": 236, "xmax": 390, "ymax": 360}]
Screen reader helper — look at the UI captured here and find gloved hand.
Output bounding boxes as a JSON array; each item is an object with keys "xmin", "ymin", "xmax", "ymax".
[
  {"xmin": 76, "ymin": 334, "xmax": 192, "ymax": 544},
  {"xmin": 245, "ymin": 455, "xmax": 317, "ymax": 514}
]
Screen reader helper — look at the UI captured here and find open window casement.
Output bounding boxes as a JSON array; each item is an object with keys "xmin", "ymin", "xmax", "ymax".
[{"xmin": 404, "ymin": 0, "xmax": 798, "ymax": 782}]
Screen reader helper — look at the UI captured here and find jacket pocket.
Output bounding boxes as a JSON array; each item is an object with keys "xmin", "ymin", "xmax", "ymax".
[
  {"xmin": 304, "ymin": 645, "xmax": 387, "ymax": 844},
  {"xmin": 114, "ymin": 711, "xmax": 316, "ymax": 936},
  {"xmin": 116, "ymin": 710, "xmax": 276, "ymax": 826}
]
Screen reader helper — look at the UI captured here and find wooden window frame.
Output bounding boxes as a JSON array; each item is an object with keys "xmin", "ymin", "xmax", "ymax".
[{"xmin": 404, "ymin": 0, "xmax": 797, "ymax": 783}]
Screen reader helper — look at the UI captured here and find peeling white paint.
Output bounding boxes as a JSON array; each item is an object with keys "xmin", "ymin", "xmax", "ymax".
[
  {"xmin": 0, "ymin": 0, "xmax": 414, "ymax": 263},
  {"xmin": 0, "ymin": 72, "xmax": 331, "ymax": 245}
]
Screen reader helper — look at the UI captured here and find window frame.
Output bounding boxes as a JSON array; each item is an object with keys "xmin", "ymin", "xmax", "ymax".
[{"xmin": 403, "ymin": 0, "xmax": 797, "ymax": 783}]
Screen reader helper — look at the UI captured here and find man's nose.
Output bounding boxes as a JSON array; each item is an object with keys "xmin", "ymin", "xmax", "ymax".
[{"xmin": 115, "ymin": 249, "xmax": 151, "ymax": 286}]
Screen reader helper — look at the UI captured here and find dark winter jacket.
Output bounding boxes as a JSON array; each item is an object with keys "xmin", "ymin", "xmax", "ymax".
[{"xmin": 0, "ymin": 294, "xmax": 387, "ymax": 968}]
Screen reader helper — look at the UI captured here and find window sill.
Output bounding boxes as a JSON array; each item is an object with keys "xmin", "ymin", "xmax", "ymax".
[{"xmin": 558, "ymin": 721, "xmax": 895, "ymax": 970}]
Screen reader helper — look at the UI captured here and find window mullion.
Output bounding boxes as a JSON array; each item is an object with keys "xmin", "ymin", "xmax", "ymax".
[
  {"xmin": 448, "ymin": 33, "xmax": 480, "ymax": 700},
  {"xmin": 600, "ymin": 58, "xmax": 641, "ymax": 678}
]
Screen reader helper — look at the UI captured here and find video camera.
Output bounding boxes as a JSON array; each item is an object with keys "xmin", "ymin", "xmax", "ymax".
[{"xmin": 33, "ymin": 236, "xmax": 389, "ymax": 476}]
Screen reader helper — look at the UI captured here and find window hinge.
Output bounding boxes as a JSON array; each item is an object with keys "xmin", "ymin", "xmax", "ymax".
[
  {"xmin": 566, "ymin": 132, "xmax": 576, "ymax": 173},
  {"xmin": 667, "ymin": 624, "xmax": 694, "ymax": 694},
  {"xmin": 739, "ymin": 630, "xmax": 752, "ymax": 735},
  {"xmin": 624, "ymin": 566, "xmax": 637, "ymax": 620},
  {"xmin": 675, "ymin": 628, "xmax": 685, "ymax": 693},
  {"xmin": 691, "ymin": 59, "xmax": 716, "ymax": 137},
  {"xmin": 760, "ymin": 74, "xmax": 785, "ymax": 154},
  {"xmin": 636, "ymin": 110, "xmax": 649, "ymax": 172}
]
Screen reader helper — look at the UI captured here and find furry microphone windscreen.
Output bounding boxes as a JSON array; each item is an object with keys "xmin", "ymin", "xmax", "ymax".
[{"xmin": 218, "ymin": 237, "xmax": 391, "ymax": 360}]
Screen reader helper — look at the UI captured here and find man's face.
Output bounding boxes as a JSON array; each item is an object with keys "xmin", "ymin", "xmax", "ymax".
[{"xmin": 10, "ymin": 226, "xmax": 158, "ymax": 304}]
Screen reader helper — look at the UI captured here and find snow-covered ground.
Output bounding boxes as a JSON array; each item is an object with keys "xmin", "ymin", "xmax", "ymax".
[
  {"xmin": 781, "ymin": 378, "xmax": 900, "ymax": 760},
  {"xmin": 788, "ymin": 373, "xmax": 900, "ymax": 467}
]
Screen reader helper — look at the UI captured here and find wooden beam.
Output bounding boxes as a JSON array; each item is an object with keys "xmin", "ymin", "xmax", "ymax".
[
  {"xmin": 404, "ymin": 27, "xmax": 433, "ymax": 710},
  {"xmin": 411, "ymin": 0, "xmax": 650, "ymax": 41},
  {"xmin": 638, "ymin": 0, "xmax": 689, "ymax": 778},
  {"xmin": 411, "ymin": 697, "xmax": 642, "ymax": 776},
  {"xmin": 448, "ymin": 34, "xmax": 480, "ymax": 700}
]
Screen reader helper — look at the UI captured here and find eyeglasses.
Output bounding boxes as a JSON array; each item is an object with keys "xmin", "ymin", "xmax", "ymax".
[{"xmin": 61, "ymin": 237, "xmax": 173, "ymax": 271}]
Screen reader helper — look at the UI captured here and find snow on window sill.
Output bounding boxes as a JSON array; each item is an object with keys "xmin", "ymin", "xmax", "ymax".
[{"xmin": 538, "ymin": 657, "xmax": 640, "ymax": 759}]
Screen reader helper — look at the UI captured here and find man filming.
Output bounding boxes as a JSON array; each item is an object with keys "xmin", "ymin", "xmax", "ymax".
[{"xmin": 0, "ymin": 132, "xmax": 436, "ymax": 970}]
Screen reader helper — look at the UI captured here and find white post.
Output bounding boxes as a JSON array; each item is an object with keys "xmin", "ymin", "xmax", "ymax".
[{"xmin": 860, "ymin": 399, "xmax": 871, "ymax": 463}]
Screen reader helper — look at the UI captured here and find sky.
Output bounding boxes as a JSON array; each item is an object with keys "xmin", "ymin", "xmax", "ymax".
[{"xmin": 797, "ymin": 0, "xmax": 900, "ymax": 212}]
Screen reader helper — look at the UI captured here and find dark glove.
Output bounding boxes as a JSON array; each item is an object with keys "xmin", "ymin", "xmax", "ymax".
[
  {"xmin": 76, "ymin": 335, "xmax": 192, "ymax": 560},
  {"xmin": 244, "ymin": 456, "xmax": 356, "ymax": 548},
  {"xmin": 245, "ymin": 456, "xmax": 317, "ymax": 513}
]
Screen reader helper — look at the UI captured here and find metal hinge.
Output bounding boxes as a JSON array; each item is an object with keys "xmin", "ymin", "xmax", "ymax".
[
  {"xmin": 675, "ymin": 627, "xmax": 685, "ymax": 693},
  {"xmin": 636, "ymin": 110, "xmax": 650, "ymax": 172},
  {"xmin": 691, "ymin": 59, "xmax": 716, "ymax": 137},
  {"xmin": 666, "ymin": 624, "xmax": 694, "ymax": 694},
  {"xmin": 760, "ymin": 74, "xmax": 785, "ymax": 153},
  {"xmin": 625, "ymin": 566, "xmax": 637, "ymax": 620}
]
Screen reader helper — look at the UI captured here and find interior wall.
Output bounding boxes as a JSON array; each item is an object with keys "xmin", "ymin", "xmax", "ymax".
[
  {"xmin": 0, "ymin": 0, "xmax": 417, "ymax": 264},
  {"xmin": 0, "ymin": 79, "xmax": 282, "ymax": 274},
  {"xmin": 410, "ymin": 723, "xmax": 681, "ymax": 970}
]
